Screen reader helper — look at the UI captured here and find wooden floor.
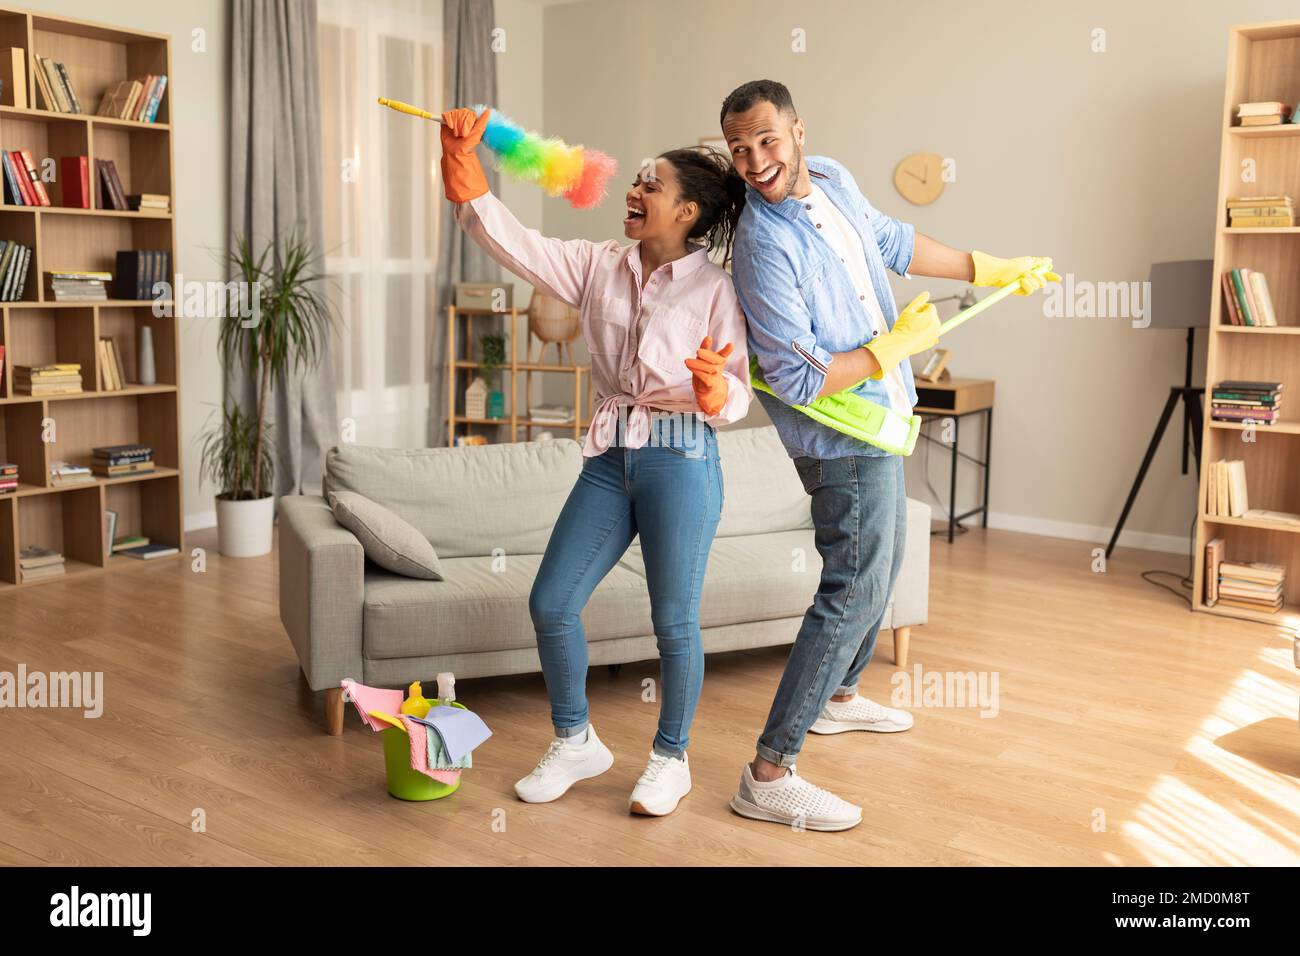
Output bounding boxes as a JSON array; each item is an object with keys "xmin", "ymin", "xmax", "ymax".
[{"xmin": 1, "ymin": 526, "xmax": 1297, "ymax": 867}]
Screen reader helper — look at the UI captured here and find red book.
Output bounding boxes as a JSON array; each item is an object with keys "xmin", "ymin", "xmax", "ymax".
[
  {"xmin": 17, "ymin": 149, "xmax": 50, "ymax": 205},
  {"xmin": 58, "ymin": 155, "xmax": 89, "ymax": 208},
  {"xmin": 1221, "ymin": 272, "xmax": 1241, "ymax": 325},
  {"xmin": 7, "ymin": 151, "xmax": 36, "ymax": 205},
  {"xmin": 135, "ymin": 75, "xmax": 154, "ymax": 121}
]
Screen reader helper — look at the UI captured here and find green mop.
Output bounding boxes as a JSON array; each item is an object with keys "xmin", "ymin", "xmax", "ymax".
[{"xmin": 750, "ymin": 266, "xmax": 1049, "ymax": 456}]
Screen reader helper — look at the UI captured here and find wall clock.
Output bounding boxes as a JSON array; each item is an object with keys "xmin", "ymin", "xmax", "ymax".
[{"xmin": 893, "ymin": 152, "xmax": 944, "ymax": 205}]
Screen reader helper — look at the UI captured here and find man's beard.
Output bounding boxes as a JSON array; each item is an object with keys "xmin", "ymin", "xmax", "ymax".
[{"xmin": 776, "ymin": 140, "xmax": 803, "ymax": 203}]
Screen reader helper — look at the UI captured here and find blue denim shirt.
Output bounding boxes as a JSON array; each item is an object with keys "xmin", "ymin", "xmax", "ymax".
[{"xmin": 732, "ymin": 155, "xmax": 917, "ymax": 460}]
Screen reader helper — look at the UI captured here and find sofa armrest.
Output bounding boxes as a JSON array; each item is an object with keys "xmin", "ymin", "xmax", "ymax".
[
  {"xmin": 889, "ymin": 497, "xmax": 931, "ymax": 628},
  {"xmin": 278, "ymin": 495, "xmax": 365, "ymax": 691}
]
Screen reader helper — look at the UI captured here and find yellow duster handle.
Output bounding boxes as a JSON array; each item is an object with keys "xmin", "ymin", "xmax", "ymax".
[
  {"xmin": 377, "ymin": 96, "xmax": 447, "ymax": 124},
  {"xmin": 937, "ymin": 265, "xmax": 1050, "ymax": 337}
]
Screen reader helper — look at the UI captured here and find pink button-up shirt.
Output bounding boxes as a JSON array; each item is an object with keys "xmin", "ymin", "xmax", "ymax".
[{"xmin": 455, "ymin": 192, "xmax": 752, "ymax": 456}]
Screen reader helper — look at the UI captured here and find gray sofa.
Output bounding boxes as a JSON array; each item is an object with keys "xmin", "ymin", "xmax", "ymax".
[{"xmin": 278, "ymin": 425, "xmax": 930, "ymax": 734}]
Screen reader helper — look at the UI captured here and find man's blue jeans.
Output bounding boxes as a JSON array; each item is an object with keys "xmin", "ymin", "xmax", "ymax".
[
  {"xmin": 756, "ymin": 453, "xmax": 907, "ymax": 767},
  {"xmin": 529, "ymin": 415, "xmax": 723, "ymax": 759}
]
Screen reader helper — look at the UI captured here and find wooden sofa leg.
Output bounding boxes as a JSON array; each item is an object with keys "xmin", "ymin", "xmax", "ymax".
[
  {"xmin": 325, "ymin": 687, "xmax": 344, "ymax": 736},
  {"xmin": 893, "ymin": 627, "xmax": 911, "ymax": 668}
]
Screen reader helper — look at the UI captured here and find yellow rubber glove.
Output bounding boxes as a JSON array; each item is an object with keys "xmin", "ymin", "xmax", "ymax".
[
  {"xmin": 863, "ymin": 292, "xmax": 940, "ymax": 381},
  {"xmin": 440, "ymin": 107, "xmax": 490, "ymax": 203},
  {"xmin": 971, "ymin": 251, "xmax": 1061, "ymax": 296}
]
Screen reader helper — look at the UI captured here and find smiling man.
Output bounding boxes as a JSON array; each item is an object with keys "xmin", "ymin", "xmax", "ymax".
[{"xmin": 721, "ymin": 79, "xmax": 1057, "ymax": 831}]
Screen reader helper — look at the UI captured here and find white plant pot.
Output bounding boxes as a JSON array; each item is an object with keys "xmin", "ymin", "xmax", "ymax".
[{"xmin": 216, "ymin": 493, "xmax": 275, "ymax": 557}]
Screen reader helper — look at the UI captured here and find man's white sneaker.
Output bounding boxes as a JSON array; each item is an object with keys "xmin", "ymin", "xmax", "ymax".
[
  {"xmin": 513, "ymin": 724, "xmax": 614, "ymax": 804},
  {"xmin": 729, "ymin": 763, "xmax": 862, "ymax": 831},
  {"xmin": 809, "ymin": 694, "xmax": 913, "ymax": 734},
  {"xmin": 629, "ymin": 751, "xmax": 691, "ymax": 816}
]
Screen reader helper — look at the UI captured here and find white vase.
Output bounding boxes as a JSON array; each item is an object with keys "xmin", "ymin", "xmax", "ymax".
[
  {"xmin": 215, "ymin": 493, "xmax": 274, "ymax": 557},
  {"xmin": 138, "ymin": 325, "xmax": 156, "ymax": 386}
]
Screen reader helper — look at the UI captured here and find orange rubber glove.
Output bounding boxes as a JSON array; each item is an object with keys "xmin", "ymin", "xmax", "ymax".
[
  {"xmin": 440, "ymin": 107, "xmax": 490, "ymax": 203},
  {"xmin": 684, "ymin": 336, "xmax": 733, "ymax": 416}
]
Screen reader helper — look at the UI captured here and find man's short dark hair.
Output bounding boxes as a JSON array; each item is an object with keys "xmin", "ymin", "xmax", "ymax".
[{"xmin": 720, "ymin": 79, "xmax": 796, "ymax": 126}]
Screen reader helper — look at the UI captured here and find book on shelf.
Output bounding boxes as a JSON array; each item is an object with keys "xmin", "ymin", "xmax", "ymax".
[
  {"xmin": 1204, "ymin": 537, "xmax": 1224, "ymax": 606},
  {"xmin": 126, "ymin": 193, "xmax": 170, "ymax": 213},
  {"xmin": 96, "ymin": 158, "xmax": 129, "ymax": 210},
  {"xmin": 97, "ymin": 337, "xmax": 128, "ymax": 390},
  {"xmin": 14, "ymin": 363, "xmax": 82, "ymax": 396},
  {"xmin": 118, "ymin": 543, "xmax": 178, "ymax": 560},
  {"xmin": 0, "ymin": 241, "xmax": 31, "ymax": 301},
  {"xmin": 0, "ymin": 460, "xmax": 16, "ymax": 495},
  {"xmin": 1235, "ymin": 101, "xmax": 1294, "ymax": 126},
  {"xmin": 1225, "ymin": 194, "xmax": 1295, "ymax": 228},
  {"xmin": 1210, "ymin": 380, "xmax": 1282, "ymax": 424},
  {"xmin": 92, "ymin": 445, "xmax": 155, "ymax": 479},
  {"xmin": 0, "ymin": 48, "xmax": 25, "ymax": 109},
  {"xmin": 112, "ymin": 535, "xmax": 148, "ymax": 553},
  {"xmin": 113, "ymin": 250, "xmax": 171, "ymax": 301},
  {"xmin": 19, "ymin": 544, "xmax": 65, "ymax": 581},
  {"xmin": 1, "ymin": 149, "xmax": 48, "ymax": 205},
  {"xmin": 1220, "ymin": 268, "xmax": 1280, "ymax": 326},
  {"xmin": 58, "ymin": 156, "xmax": 90, "ymax": 209},
  {"xmin": 31, "ymin": 55, "xmax": 81, "ymax": 114},
  {"xmin": 49, "ymin": 460, "xmax": 94, "ymax": 486},
  {"xmin": 104, "ymin": 508, "xmax": 118, "ymax": 558},
  {"xmin": 1204, "ymin": 459, "xmax": 1249, "ymax": 517},
  {"xmin": 44, "ymin": 270, "xmax": 111, "ymax": 301},
  {"xmin": 94, "ymin": 74, "xmax": 166, "ymax": 123},
  {"xmin": 1215, "ymin": 561, "xmax": 1286, "ymax": 614}
]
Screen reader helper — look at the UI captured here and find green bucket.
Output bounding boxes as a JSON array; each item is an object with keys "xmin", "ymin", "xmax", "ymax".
[{"xmin": 379, "ymin": 699, "xmax": 467, "ymax": 801}]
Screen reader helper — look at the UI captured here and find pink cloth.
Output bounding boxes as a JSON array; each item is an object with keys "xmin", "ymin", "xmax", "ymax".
[
  {"xmin": 455, "ymin": 191, "xmax": 753, "ymax": 457},
  {"xmin": 401, "ymin": 717, "xmax": 461, "ymax": 786},
  {"xmin": 340, "ymin": 679, "xmax": 404, "ymax": 733}
]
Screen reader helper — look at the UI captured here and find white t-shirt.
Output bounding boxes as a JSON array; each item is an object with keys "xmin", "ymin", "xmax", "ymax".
[{"xmin": 801, "ymin": 182, "xmax": 912, "ymax": 417}]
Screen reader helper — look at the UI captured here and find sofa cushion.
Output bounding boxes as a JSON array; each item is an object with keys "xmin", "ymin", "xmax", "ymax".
[
  {"xmin": 328, "ymin": 490, "xmax": 443, "ymax": 580},
  {"xmin": 715, "ymin": 426, "xmax": 812, "ymax": 538},
  {"xmin": 362, "ymin": 553, "xmax": 655, "ymax": 659},
  {"xmin": 325, "ymin": 439, "xmax": 582, "ymax": 558}
]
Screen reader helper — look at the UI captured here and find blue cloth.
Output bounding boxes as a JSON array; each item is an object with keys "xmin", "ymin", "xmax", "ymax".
[
  {"xmin": 405, "ymin": 705, "xmax": 492, "ymax": 762},
  {"xmin": 756, "ymin": 454, "xmax": 907, "ymax": 766},
  {"xmin": 731, "ymin": 155, "xmax": 917, "ymax": 461},
  {"xmin": 529, "ymin": 414, "xmax": 723, "ymax": 759}
]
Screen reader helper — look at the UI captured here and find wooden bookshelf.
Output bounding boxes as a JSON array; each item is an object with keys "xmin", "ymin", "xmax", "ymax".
[
  {"xmin": 1193, "ymin": 19, "xmax": 1300, "ymax": 625},
  {"xmin": 445, "ymin": 305, "xmax": 593, "ymax": 445},
  {"xmin": 0, "ymin": 6, "xmax": 178, "ymax": 588}
]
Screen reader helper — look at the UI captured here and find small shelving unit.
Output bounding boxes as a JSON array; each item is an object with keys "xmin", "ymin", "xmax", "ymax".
[
  {"xmin": 445, "ymin": 304, "xmax": 592, "ymax": 445},
  {"xmin": 0, "ymin": 5, "xmax": 179, "ymax": 588},
  {"xmin": 1192, "ymin": 19, "xmax": 1300, "ymax": 624}
]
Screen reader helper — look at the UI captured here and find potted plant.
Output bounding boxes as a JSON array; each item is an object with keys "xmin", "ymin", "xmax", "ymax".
[
  {"xmin": 202, "ymin": 231, "xmax": 335, "ymax": 557},
  {"xmin": 479, "ymin": 332, "xmax": 506, "ymax": 419}
]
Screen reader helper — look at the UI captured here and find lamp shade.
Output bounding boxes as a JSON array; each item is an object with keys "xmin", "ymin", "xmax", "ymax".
[{"xmin": 1146, "ymin": 259, "xmax": 1213, "ymax": 329}]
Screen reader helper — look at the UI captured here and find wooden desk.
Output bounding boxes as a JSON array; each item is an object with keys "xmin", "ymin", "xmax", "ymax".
[{"xmin": 913, "ymin": 378, "xmax": 995, "ymax": 543}]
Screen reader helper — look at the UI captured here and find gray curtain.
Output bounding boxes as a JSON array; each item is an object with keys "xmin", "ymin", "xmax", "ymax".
[
  {"xmin": 228, "ymin": 0, "xmax": 337, "ymax": 497},
  {"xmin": 429, "ymin": 0, "xmax": 502, "ymax": 448}
]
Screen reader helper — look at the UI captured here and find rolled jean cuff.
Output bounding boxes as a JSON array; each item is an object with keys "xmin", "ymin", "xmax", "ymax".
[
  {"xmin": 652, "ymin": 739, "xmax": 685, "ymax": 760},
  {"xmin": 834, "ymin": 685, "xmax": 858, "ymax": 697},
  {"xmin": 755, "ymin": 740, "xmax": 798, "ymax": 769},
  {"xmin": 554, "ymin": 720, "xmax": 589, "ymax": 739}
]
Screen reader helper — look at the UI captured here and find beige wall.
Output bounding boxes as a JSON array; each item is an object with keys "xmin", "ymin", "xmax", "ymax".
[
  {"xmin": 536, "ymin": 0, "xmax": 1300, "ymax": 549},
  {"xmin": 21, "ymin": 0, "xmax": 227, "ymax": 530}
]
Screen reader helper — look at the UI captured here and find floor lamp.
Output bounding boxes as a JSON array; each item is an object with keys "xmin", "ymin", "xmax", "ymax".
[{"xmin": 1105, "ymin": 259, "xmax": 1212, "ymax": 558}]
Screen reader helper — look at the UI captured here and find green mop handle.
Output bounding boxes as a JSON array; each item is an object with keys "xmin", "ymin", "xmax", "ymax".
[{"xmin": 936, "ymin": 264, "xmax": 1051, "ymax": 337}]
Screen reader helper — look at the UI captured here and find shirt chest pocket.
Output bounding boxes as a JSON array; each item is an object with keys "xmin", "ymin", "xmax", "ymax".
[
  {"xmin": 797, "ymin": 259, "xmax": 832, "ymax": 314},
  {"xmin": 583, "ymin": 297, "xmax": 631, "ymax": 356},
  {"xmin": 638, "ymin": 304, "xmax": 707, "ymax": 375}
]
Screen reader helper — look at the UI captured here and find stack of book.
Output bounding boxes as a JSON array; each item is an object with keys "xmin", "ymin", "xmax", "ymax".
[
  {"xmin": 1210, "ymin": 380, "xmax": 1282, "ymax": 426},
  {"xmin": 1234, "ymin": 101, "xmax": 1294, "ymax": 126},
  {"xmin": 1225, "ymin": 195, "xmax": 1295, "ymax": 228},
  {"xmin": 49, "ymin": 460, "xmax": 93, "ymax": 487},
  {"xmin": 111, "ymin": 532, "xmax": 149, "ymax": 554},
  {"xmin": 1, "ymin": 148, "xmax": 50, "ymax": 205},
  {"xmin": 19, "ymin": 545, "xmax": 65, "ymax": 582},
  {"xmin": 127, "ymin": 193, "xmax": 169, "ymax": 214},
  {"xmin": 45, "ymin": 270, "xmax": 110, "ymax": 301},
  {"xmin": 94, "ymin": 74, "xmax": 167, "ymax": 123},
  {"xmin": 14, "ymin": 363, "xmax": 82, "ymax": 396},
  {"xmin": 31, "ymin": 55, "xmax": 82, "ymax": 114},
  {"xmin": 0, "ymin": 241, "xmax": 32, "ymax": 301},
  {"xmin": 529, "ymin": 403, "xmax": 575, "ymax": 425},
  {"xmin": 1217, "ymin": 561, "xmax": 1286, "ymax": 614},
  {"xmin": 91, "ymin": 444, "xmax": 154, "ymax": 479},
  {"xmin": 1220, "ymin": 268, "xmax": 1279, "ymax": 326},
  {"xmin": 97, "ymin": 337, "xmax": 130, "ymax": 391},
  {"xmin": 0, "ymin": 462, "xmax": 16, "ymax": 494},
  {"xmin": 112, "ymin": 250, "xmax": 171, "ymax": 300}
]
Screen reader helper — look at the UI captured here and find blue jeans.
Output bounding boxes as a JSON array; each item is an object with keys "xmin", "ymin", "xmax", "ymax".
[
  {"xmin": 529, "ymin": 414, "xmax": 723, "ymax": 759},
  {"xmin": 756, "ymin": 453, "xmax": 907, "ymax": 767}
]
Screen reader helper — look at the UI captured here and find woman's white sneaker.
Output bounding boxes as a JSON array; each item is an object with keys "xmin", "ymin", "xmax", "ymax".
[
  {"xmin": 809, "ymin": 694, "xmax": 913, "ymax": 734},
  {"xmin": 729, "ymin": 763, "xmax": 862, "ymax": 831},
  {"xmin": 629, "ymin": 751, "xmax": 691, "ymax": 816},
  {"xmin": 513, "ymin": 724, "xmax": 614, "ymax": 803}
]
